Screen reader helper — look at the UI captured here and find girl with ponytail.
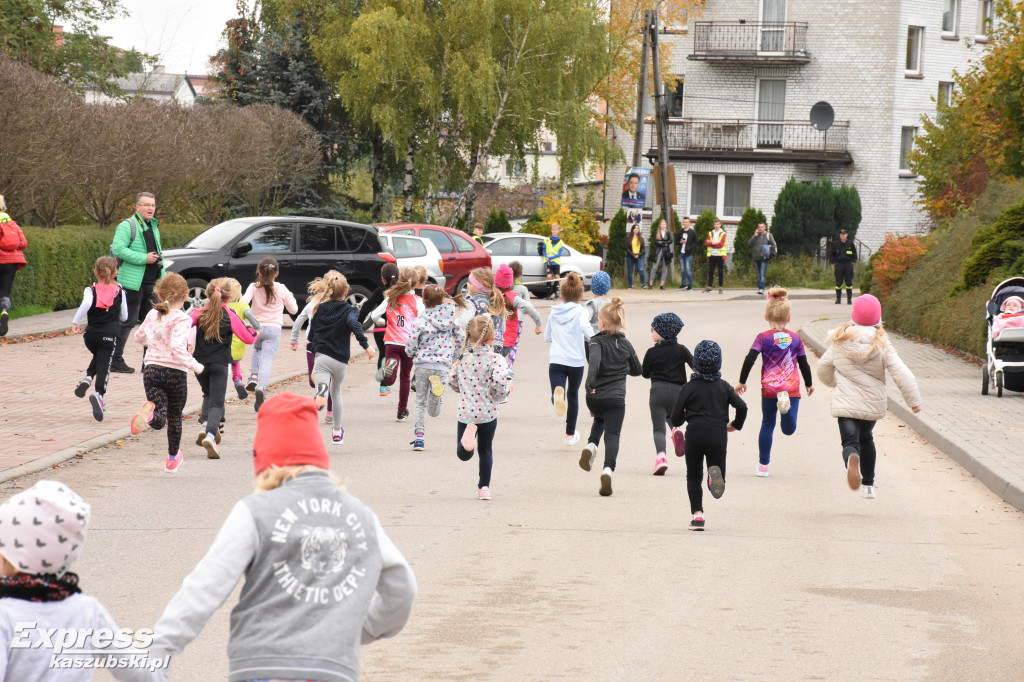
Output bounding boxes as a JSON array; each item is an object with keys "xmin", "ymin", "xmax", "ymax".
[
  {"xmin": 367, "ymin": 267, "xmax": 423, "ymax": 421},
  {"xmin": 466, "ymin": 267, "xmax": 507, "ymax": 353},
  {"xmin": 241, "ymin": 257, "xmax": 298, "ymax": 411},
  {"xmin": 358, "ymin": 263, "xmax": 401, "ymax": 396},
  {"xmin": 71, "ymin": 256, "xmax": 128, "ymax": 421}
]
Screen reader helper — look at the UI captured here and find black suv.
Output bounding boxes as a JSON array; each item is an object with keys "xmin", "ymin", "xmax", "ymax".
[{"xmin": 162, "ymin": 217, "xmax": 394, "ymax": 312}]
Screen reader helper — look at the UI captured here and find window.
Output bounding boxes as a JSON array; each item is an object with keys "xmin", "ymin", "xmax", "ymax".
[
  {"xmin": 244, "ymin": 224, "xmax": 292, "ymax": 253},
  {"xmin": 666, "ymin": 79, "xmax": 684, "ymax": 117},
  {"xmin": 978, "ymin": 0, "xmax": 994, "ymax": 34},
  {"xmin": 899, "ymin": 127, "xmax": 917, "ymax": 172},
  {"xmin": 543, "ymin": 141, "xmax": 554, "ymax": 153},
  {"xmin": 756, "ymin": 79, "xmax": 786, "ymax": 148},
  {"xmin": 937, "ymin": 81, "xmax": 954, "ymax": 108},
  {"xmin": 420, "ymin": 228, "xmax": 455, "ymax": 254},
  {"xmin": 942, "ymin": 0, "xmax": 958, "ymax": 33},
  {"xmin": 690, "ymin": 174, "xmax": 751, "ymax": 218},
  {"xmin": 298, "ymin": 224, "xmax": 334, "ymax": 252},
  {"xmin": 906, "ymin": 27, "xmax": 923, "ymax": 73},
  {"xmin": 487, "ymin": 238, "xmax": 523, "ymax": 256},
  {"xmin": 505, "ymin": 159, "xmax": 525, "ymax": 177},
  {"xmin": 392, "ymin": 236, "xmax": 427, "ymax": 259},
  {"xmin": 450, "ymin": 232, "xmax": 477, "ymax": 253},
  {"xmin": 760, "ymin": 0, "xmax": 786, "ymax": 51},
  {"xmin": 337, "ymin": 225, "xmax": 376, "ymax": 253}
]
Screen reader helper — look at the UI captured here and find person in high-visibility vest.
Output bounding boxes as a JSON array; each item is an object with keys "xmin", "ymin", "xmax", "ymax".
[
  {"xmin": 704, "ymin": 218, "xmax": 727, "ymax": 294},
  {"xmin": 537, "ymin": 222, "xmax": 565, "ymax": 297},
  {"xmin": 471, "ymin": 223, "xmax": 485, "ymax": 245}
]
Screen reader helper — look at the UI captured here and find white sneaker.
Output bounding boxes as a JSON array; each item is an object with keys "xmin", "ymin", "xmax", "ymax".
[
  {"xmin": 563, "ymin": 431, "xmax": 580, "ymax": 446},
  {"xmin": 201, "ymin": 433, "xmax": 220, "ymax": 459},
  {"xmin": 756, "ymin": 463, "xmax": 770, "ymax": 477},
  {"xmin": 579, "ymin": 443, "xmax": 597, "ymax": 471},
  {"xmin": 599, "ymin": 467, "xmax": 613, "ymax": 496},
  {"xmin": 777, "ymin": 391, "xmax": 790, "ymax": 415},
  {"xmin": 860, "ymin": 485, "xmax": 877, "ymax": 499}
]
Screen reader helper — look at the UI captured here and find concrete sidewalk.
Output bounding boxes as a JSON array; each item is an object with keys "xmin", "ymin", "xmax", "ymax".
[{"xmin": 800, "ymin": 318, "xmax": 1024, "ymax": 512}]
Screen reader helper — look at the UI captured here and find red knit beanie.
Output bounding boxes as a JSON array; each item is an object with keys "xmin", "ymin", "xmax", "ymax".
[{"xmin": 253, "ymin": 392, "xmax": 329, "ymax": 475}]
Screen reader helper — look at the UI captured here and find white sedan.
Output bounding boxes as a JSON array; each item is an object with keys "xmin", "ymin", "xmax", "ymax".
[
  {"xmin": 482, "ymin": 232, "xmax": 604, "ymax": 298},
  {"xmin": 378, "ymin": 232, "xmax": 446, "ymax": 288}
]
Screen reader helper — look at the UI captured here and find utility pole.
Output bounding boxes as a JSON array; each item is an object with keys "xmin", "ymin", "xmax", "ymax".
[
  {"xmin": 631, "ymin": 10, "xmax": 651, "ymax": 169},
  {"xmin": 649, "ymin": 10, "xmax": 673, "ymax": 227}
]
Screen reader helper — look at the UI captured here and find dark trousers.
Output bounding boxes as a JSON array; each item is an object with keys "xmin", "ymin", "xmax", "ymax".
[
  {"xmin": 457, "ymin": 419, "xmax": 498, "ymax": 488},
  {"xmin": 196, "ymin": 362, "xmax": 229, "ymax": 434},
  {"xmin": 114, "ymin": 282, "xmax": 156, "ymax": 361},
  {"xmin": 0, "ymin": 263, "xmax": 17, "ymax": 312},
  {"xmin": 835, "ymin": 262, "xmax": 854, "ymax": 301},
  {"xmin": 373, "ymin": 330, "xmax": 386, "ymax": 372},
  {"xmin": 83, "ymin": 331, "xmax": 116, "ymax": 395},
  {"xmin": 382, "ymin": 343, "xmax": 413, "ymax": 412},
  {"xmin": 684, "ymin": 427, "xmax": 728, "ymax": 514},
  {"xmin": 549, "ymin": 363, "xmax": 584, "ymax": 435},
  {"xmin": 649, "ymin": 381, "xmax": 681, "ymax": 454},
  {"xmin": 838, "ymin": 417, "xmax": 877, "ymax": 486},
  {"xmin": 143, "ymin": 364, "xmax": 188, "ymax": 456},
  {"xmin": 585, "ymin": 395, "xmax": 626, "ymax": 471},
  {"xmin": 758, "ymin": 396, "xmax": 800, "ymax": 465},
  {"xmin": 707, "ymin": 256, "xmax": 725, "ymax": 287}
]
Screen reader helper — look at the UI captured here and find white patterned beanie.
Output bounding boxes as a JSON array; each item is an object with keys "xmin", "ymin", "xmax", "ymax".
[{"xmin": 0, "ymin": 480, "xmax": 90, "ymax": 577}]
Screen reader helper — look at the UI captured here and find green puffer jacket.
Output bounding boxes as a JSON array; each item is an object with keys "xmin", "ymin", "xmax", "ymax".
[{"xmin": 112, "ymin": 213, "xmax": 164, "ymax": 291}]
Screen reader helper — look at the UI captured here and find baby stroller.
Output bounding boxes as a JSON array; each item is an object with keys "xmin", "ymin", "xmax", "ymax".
[{"xmin": 982, "ymin": 276, "xmax": 1024, "ymax": 397}]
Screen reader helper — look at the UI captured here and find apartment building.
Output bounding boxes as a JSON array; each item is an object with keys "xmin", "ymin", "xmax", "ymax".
[{"xmin": 602, "ymin": 0, "xmax": 991, "ymax": 253}]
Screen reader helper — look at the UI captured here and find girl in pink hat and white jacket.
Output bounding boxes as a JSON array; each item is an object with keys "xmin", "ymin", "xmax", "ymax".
[{"xmin": 817, "ymin": 294, "xmax": 923, "ymax": 499}]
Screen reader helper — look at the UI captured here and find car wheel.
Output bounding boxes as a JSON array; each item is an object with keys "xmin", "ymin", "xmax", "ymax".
[
  {"xmin": 455, "ymin": 277, "xmax": 470, "ymax": 296},
  {"xmin": 347, "ymin": 285, "xmax": 372, "ymax": 312},
  {"xmin": 184, "ymin": 278, "xmax": 209, "ymax": 314}
]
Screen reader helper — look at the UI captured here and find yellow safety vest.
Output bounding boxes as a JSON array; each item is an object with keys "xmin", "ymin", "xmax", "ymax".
[
  {"xmin": 708, "ymin": 229, "xmax": 728, "ymax": 257},
  {"xmin": 542, "ymin": 237, "xmax": 563, "ymax": 265}
]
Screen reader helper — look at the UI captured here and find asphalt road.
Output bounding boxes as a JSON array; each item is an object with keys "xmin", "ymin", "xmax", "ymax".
[{"xmin": 5, "ymin": 295, "xmax": 1023, "ymax": 681}]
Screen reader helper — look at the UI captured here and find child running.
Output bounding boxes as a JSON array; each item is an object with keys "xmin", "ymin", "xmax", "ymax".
[
  {"xmin": 579, "ymin": 298, "xmax": 641, "ymax": 497},
  {"xmin": 817, "ymin": 294, "xmax": 922, "ymax": 498},
  {"xmin": 224, "ymin": 278, "xmax": 260, "ymax": 400},
  {"xmin": 449, "ymin": 316, "xmax": 513, "ymax": 500},
  {"xmin": 495, "ymin": 263, "xmax": 541, "ymax": 366},
  {"xmin": 641, "ymin": 313, "xmax": 693, "ymax": 476},
  {"xmin": 406, "ymin": 284, "xmax": 467, "ymax": 451},
  {"xmin": 466, "ymin": 266, "xmax": 507, "ymax": 353},
  {"xmin": 130, "ymin": 272, "xmax": 204, "ymax": 474},
  {"xmin": 242, "ymin": 256, "xmax": 298, "ymax": 412},
  {"xmin": 290, "ymin": 275, "xmax": 333, "ymax": 422},
  {"xmin": 734, "ymin": 288, "xmax": 814, "ymax": 476},
  {"xmin": 189, "ymin": 278, "xmax": 257, "ymax": 459},
  {"xmin": 584, "ymin": 271, "xmax": 612, "ymax": 334},
  {"xmin": 71, "ymin": 256, "xmax": 128, "ymax": 422},
  {"xmin": 146, "ymin": 392, "xmax": 417, "ymax": 681},
  {"xmin": 310, "ymin": 271, "xmax": 374, "ymax": 445},
  {"xmin": 545, "ymin": 272, "xmax": 595, "ymax": 445},
  {"xmin": 370, "ymin": 267, "xmax": 423, "ymax": 421},
  {"xmin": 669, "ymin": 340, "xmax": 747, "ymax": 531},
  {"xmin": 359, "ymin": 263, "xmax": 400, "ymax": 397}
]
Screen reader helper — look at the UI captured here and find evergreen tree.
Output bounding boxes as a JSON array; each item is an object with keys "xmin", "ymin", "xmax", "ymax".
[
  {"xmin": 833, "ymin": 184, "xmax": 862, "ymax": 239},
  {"xmin": 733, "ymin": 206, "xmax": 768, "ymax": 262},
  {"xmin": 607, "ymin": 208, "xmax": 627, "ymax": 278},
  {"xmin": 692, "ymin": 209, "xmax": 717, "ymax": 284},
  {"xmin": 484, "ymin": 208, "xmax": 512, "ymax": 233}
]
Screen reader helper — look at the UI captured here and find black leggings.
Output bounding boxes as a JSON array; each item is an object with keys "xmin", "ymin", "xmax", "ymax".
[
  {"xmin": 549, "ymin": 363, "xmax": 584, "ymax": 435},
  {"xmin": 374, "ymin": 330, "xmax": 386, "ymax": 372},
  {"xmin": 838, "ymin": 417, "xmax": 877, "ymax": 486},
  {"xmin": 585, "ymin": 395, "xmax": 626, "ymax": 471},
  {"xmin": 457, "ymin": 419, "xmax": 497, "ymax": 488},
  {"xmin": 684, "ymin": 427, "xmax": 728, "ymax": 514},
  {"xmin": 83, "ymin": 331, "xmax": 116, "ymax": 395},
  {"xmin": 707, "ymin": 256, "xmax": 725, "ymax": 287},
  {"xmin": 0, "ymin": 263, "xmax": 16, "ymax": 312},
  {"xmin": 196, "ymin": 362, "xmax": 229, "ymax": 435},
  {"xmin": 143, "ymin": 364, "xmax": 188, "ymax": 456}
]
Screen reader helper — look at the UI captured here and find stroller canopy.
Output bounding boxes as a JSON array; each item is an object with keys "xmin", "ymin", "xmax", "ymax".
[{"xmin": 987, "ymin": 277, "xmax": 1024, "ymax": 318}]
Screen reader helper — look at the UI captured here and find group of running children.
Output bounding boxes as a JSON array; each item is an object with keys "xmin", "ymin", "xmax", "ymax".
[{"xmin": 67, "ymin": 251, "xmax": 923, "ymax": 529}]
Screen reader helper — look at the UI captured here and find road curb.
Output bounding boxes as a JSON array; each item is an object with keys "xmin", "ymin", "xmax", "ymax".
[
  {"xmin": 799, "ymin": 319, "xmax": 1024, "ymax": 513},
  {"xmin": 0, "ymin": 368, "xmax": 308, "ymax": 485}
]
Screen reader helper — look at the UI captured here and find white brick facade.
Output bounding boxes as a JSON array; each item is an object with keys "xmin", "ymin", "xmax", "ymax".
[{"xmin": 602, "ymin": 0, "xmax": 985, "ymax": 255}]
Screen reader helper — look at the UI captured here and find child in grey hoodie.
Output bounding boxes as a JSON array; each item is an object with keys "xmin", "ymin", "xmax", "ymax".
[
  {"xmin": 406, "ymin": 285, "xmax": 468, "ymax": 451},
  {"xmin": 544, "ymin": 272, "xmax": 595, "ymax": 445}
]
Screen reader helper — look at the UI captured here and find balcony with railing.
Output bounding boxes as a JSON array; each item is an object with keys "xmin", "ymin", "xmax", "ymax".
[
  {"xmin": 689, "ymin": 21, "xmax": 810, "ymax": 64},
  {"xmin": 643, "ymin": 119, "xmax": 851, "ymax": 164}
]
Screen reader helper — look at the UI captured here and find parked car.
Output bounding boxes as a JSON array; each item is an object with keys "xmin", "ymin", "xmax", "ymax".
[
  {"xmin": 161, "ymin": 217, "xmax": 395, "ymax": 313},
  {"xmin": 377, "ymin": 223, "xmax": 491, "ymax": 294},
  {"xmin": 377, "ymin": 232, "xmax": 445, "ymax": 288},
  {"xmin": 482, "ymin": 232, "xmax": 604, "ymax": 297}
]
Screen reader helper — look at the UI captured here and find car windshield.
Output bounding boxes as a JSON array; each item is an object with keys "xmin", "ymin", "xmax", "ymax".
[{"xmin": 184, "ymin": 218, "xmax": 260, "ymax": 250}]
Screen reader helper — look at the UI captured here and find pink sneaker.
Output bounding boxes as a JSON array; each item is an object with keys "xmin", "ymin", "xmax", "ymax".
[
  {"xmin": 164, "ymin": 450, "xmax": 183, "ymax": 474},
  {"xmin": 130, "ymin": 401, "xmax": 155, "ymax": 435},
  {"xmin": 478, "ymin": 486, "xmax": 491, "ymax": 500},
  {"xmin": 460, "ymin": 423, "xmax": 478, "ymax": 452},
  {"xmin": 653, "ymin": 454, "xmax": 668, "ymax": 476},
  {"xmin": 671, "ymin": 427, "xmax": 686, "ymax": 457},
  {"xmin": 756, "ymin": 463, "xmax": 770, "ymax": 477}
]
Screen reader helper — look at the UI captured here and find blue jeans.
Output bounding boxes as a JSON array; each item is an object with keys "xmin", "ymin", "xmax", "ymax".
[
  {"xmin": 758, "ymin": 396, "xmax": 801, "ymax": 465},
  {"xmin": 678, "ymin": 254, "xmax": 693, "ymax": 288},
  {"xmin": 754, "ymin": 260, "xmax": 768, "ymax": 291},
  {"xmin": 626, "ymin": 255, "xmax": 644, "ymax": 288}
]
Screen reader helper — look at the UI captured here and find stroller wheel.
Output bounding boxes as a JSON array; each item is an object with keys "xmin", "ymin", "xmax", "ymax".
[
  {"xmin": 997, "ymin": 371, "xmax": 1003, "ymax": 397},
  {"xmin": 982, "ymin": 365, "xmax": 990, "ymax": 395}
]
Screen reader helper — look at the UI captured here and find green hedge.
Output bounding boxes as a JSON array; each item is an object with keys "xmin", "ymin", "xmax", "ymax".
[{"xmin": 10, "ymin": 224, "xmax": 207, "ymax": 311}]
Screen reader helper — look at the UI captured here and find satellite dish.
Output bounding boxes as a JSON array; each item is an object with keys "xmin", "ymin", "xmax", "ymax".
[{"xmin": 810, "ymin": 101, "xmax": 835, "ymax": 131}]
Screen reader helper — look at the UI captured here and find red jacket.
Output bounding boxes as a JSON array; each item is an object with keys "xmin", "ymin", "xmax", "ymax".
[{"xmin": 0, "ymin": 217, "xmax": 27, "ymax": 268}]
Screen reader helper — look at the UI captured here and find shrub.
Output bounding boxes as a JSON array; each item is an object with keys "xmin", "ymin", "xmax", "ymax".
[
  {"xmin": 691, "ymin": 209, "xmax": 717, "ymax": 284},
  {"xmin": 959, "ymin": 196, "xmax": 1024, "ymax": 289},
  {"xmin": 732, "ymin": 206, "xmax": 768, "ymax": 263},
  {"xmin": 484, "ymin": 208, "xmax": 512, "ymax": 234},
  {"xmin": 10, "ymin": 224, "xmax": 207, "ymax": 311},
  {"xmin": 871, "ymin": 234, "xmax": 929, "ymax": 298},
  {"xmin": 771, "ymin": 177, "xmax": 861, "ymax": 256},
  {"xmin": 606, "ymin": 208, "xmax": 627, "ymax": 278},
  {"xmin": 520, "ymin": 193, "xmax": 598, "ymax": 254}
]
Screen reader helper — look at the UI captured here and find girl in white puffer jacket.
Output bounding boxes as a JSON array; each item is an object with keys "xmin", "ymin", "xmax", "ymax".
[{"xmin": 817, "ymin": 294, "xmax": 922, "ymax": 498}]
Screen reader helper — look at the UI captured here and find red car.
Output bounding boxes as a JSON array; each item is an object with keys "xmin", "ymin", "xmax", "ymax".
[{"xmin": 377, "ymin": 223, "xmax": 492, "ymax": 294}]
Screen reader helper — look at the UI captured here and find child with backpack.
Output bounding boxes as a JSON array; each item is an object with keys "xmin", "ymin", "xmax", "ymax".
[
  {"xmin": 466, "ymin": 267, "xmax": 508, "ymax": 354},
  {"xmin": 224, "ymin": 277, "xmax": 260, "ymax": 400},
  {"xmin": 405, "ymin": 284, "xmax": 467, "ymax": 450},
  {"xmin": 358, "ymin": 263, "xmax": 400, "ymax": 397},
  {"xmin": 71, "ymin": 256, "xmax": 128, "ymax": 421},
  {"xmin": 494, "ymin": 263, "xmax": 541, "ymax": 366},
  {"xmin": 368, "ymin": 268, "xmax": 423, "ymax": 421},
  {"xmin": 242, "ymin": 257, "xmax": 298, "ymax": 412},
  {"xmin": 641, "ymin": 313, "xmax": 693, "ymax": 476}
]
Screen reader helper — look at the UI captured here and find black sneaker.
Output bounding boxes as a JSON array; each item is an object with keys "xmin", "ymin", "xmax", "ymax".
[
  {"xmin": 397, "ymin": 410, "xmax": 409, "ymax": 422},
  {"xmin": 686, "ymin": 285, "xmax": 693, "ymax": 291},
  {"xmin": 110, "ymin": 358, "xmax": 136, "ymax": 374},
  {"xmin": 254, "ymin": 388, "xmax": 265, "ymax": 412},
  {"xmin": 234, "ymin": 381, "xmax": 247, "ymax": 400},
  {"xmin": 74, "ymin": 377, "xmax": 92, "ymax": 398},
  {"xmin": 0, "ymin": 310, "xmax": 7, "ymax": 337},
  {"xmin": 707, "ymin": 466, "xmax": 725, "ymax": 499},
  {"xmin": 689, "ymin": 515, "xmax": 705, "ymax": 531},
  {"xmin": 245, "ymin": 376, "xmax": 258, "ymax": 393},
  {"xmin": 659, "ymin": 285, "xmax": 665, "ymax": 290}
]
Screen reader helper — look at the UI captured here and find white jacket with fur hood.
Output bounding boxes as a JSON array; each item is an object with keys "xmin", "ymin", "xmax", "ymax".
[{"xmin": 817, "ymin": 324, "xmax": 922, "ymax": 420}]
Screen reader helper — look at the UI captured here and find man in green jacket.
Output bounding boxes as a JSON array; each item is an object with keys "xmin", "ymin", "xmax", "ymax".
[{"xmin": 110, "ymin": 192, "xmax": 165, "ymax": 373}]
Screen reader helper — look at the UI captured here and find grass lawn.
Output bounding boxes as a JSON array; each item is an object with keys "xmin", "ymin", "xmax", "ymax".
[{"xmin": 9, "ymin": 304, "xmax": 53, "ymax": 320}]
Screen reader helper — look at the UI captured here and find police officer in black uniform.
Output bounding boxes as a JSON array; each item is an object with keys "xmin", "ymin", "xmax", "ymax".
[{"xmin": 830, "ymin": 228, "xmax": 857, "ymax": 304}]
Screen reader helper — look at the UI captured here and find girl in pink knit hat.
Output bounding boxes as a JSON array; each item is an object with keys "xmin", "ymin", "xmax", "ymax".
[{"xmin": 816, "ymin": 294, "xmax": 923, "ymax": 499}]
